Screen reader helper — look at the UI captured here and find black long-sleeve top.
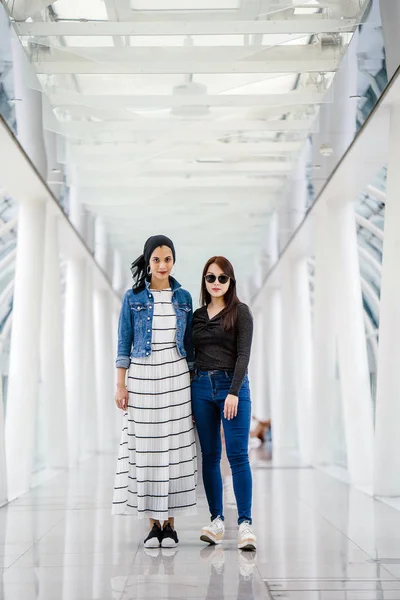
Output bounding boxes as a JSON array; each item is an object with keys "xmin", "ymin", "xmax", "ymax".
[{"xmin": 192, "ymin": 303, "xmax": 253, "ymax": 396}]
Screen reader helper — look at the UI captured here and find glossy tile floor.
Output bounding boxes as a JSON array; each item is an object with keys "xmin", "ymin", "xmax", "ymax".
[{"xmin": 2, "ymin": 445, "xmax": 400, "ymax": 599}]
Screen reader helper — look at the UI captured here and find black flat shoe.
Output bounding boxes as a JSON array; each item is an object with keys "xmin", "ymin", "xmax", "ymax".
[
  {"xmin": 161, "ymin": 523, "xmax": 179, "ymax": 548},
  {"xmin": 144, "ymin": 523, "xmax": 162, "ymax": 548}
]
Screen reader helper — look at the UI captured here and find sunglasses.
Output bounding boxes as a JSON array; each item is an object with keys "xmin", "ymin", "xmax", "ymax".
[{"xmin": 205, "ymin": 274, "xmax": 230, "ymax": 284}]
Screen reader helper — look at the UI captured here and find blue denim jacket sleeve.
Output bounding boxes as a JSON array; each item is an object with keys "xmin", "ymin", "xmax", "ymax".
[
  {"xmin": 116, "ymin": 290, "xmax": 133, "ymax": 369},
  {"xmin": 184, "ymin": 293, "xmax": 195, "ymax": 371}
]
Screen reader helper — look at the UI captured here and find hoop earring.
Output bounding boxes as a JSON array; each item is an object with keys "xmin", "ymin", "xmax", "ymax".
[{"xmin": 147, "ymin": 266, "xmax": 152, "ymax": 276}]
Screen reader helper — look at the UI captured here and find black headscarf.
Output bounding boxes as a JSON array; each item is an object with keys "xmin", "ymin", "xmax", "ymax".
[{"xmin": 131, "ymin": 234, "xmax": 176, "ymax": 293}]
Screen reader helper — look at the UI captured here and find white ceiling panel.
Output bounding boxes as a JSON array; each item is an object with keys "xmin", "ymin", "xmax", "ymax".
[{"xmin": 11, "ymin": 0, "xmax": 369, "ymax": 296}]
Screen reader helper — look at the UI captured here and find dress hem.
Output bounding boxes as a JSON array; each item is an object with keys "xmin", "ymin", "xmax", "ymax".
[{"xmin": 111, "ymin": 504, "xmax": 197, "ymax": 519}]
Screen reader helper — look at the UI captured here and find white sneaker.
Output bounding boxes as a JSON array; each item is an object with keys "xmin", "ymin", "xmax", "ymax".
[
  {"xmin": 237, "ymin": 522, "xmax": 256, "ymax": 551},
  {"xmin": 200, "ymin": 517, "xmax": 225, "ymax": 545}
]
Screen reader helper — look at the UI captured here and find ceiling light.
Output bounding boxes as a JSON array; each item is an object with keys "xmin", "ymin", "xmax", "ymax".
[
  {"xmin": 170, "ymin": 79, "xmax": 210, "ymax": 118},
  {"xmin": 196, "ymin": 158, "xmax": 223, "ymax": 163}
]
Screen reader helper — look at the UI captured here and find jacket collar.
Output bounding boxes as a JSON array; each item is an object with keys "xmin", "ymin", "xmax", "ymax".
[{"xmin": 145, "ymin": 276, "xmax": 181, "ymax": 292}]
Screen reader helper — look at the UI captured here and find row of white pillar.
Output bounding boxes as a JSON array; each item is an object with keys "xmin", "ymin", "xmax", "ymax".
[
  {"xmin": 250, "ymin": 104, "xmax": 400, "ymax": 497},
  {"xmin": 3, "ymin": 196, "xmax": 121, "ymax": 502},
  {"xmin": 0, "ymin": 36, "xmax": 122, "ymax": 503},
  {"xmin": 248, "ymin": 5, "xmax": 400, "ymax": 492}
]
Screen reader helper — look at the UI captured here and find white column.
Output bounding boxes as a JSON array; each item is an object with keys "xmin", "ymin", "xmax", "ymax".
[
  {"xmin": 4, "ymin": 30, "xmax": 48, "ymax": 499},
  {"xmin": 291, "ymin": 257, "xmax": 313, "ymax": 463},
  {"xmin": 311, "ymin": 203, "xmax": 338, "ymax": 466},
  {"xmin": 278, "ymin": 260, "xmax": 298, "ymax": 451},
  {"xmin": 94, "ymin": 218, "xmax": 116, "ymax": 453},
  {"xmin": 112, "ymin": 249, "xmax": 124, "ymax": 294},
  {"xmin": 264, "ymin": 212, "xmax": 282, "ymax": 450},
  {"xmin": 330, "ymin": 198, "xmax": 374, "ymax": 487},
  {"xmin": 64, "ymin": 184, "xmax": 86, "ymax": 465},
  {"xmin": 266, "ymin": 289, "xmax": 281, "ymax": 442},
  {"xmin": 93, "ymin": 289, "xmax": 115, "ymax": 453},
  {"xmin": 5, "ymin": 199, "xmax": 45, "ymax": 499},
  {"xmin": 64, "ymin": 258, "xmax": 86, "ymax": 466},
  {"xmin": 80, "ymin": 265, "xmax": 98, "ymax": 457},
  {"xmin": 288, "ymin": 140, "xmax": 313, "ymax": 463},
  {"xmin": 40, "ymin": 206, "xmax": 68, "ymax": 468},
  {"xmin": 250, "ymin": 308, "xmax": 266, "ymax": 421},
  {"xmin": 374, "ymin": 106, "xmax": 400, "ymax": 496},
  {"xmin": 95, "ymin": 217, "xmax": 109, "ymax": 273}
]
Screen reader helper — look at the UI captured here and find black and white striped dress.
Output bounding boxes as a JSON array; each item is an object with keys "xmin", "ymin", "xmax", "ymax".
[{"xmin": 112, "ymin": 288, "xmax": 197, "ymax": 520}]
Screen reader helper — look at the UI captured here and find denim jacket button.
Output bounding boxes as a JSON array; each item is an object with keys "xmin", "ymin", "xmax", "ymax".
[
  {"xmin": 146, "ymin": 352, "xmax": 149, "ymax": 356},
  {"xmin": 147, "ymin": 329, "xmax": 151, "ymax": 333},
  {"xmin": 147, "ymin": 317, "xmax": 150, "ymax": 321}
]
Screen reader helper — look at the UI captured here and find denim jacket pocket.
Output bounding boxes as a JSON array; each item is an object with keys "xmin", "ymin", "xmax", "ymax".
[
  {"xmin": 131, "ymin": 303, "xmax": 147, "ymax": 312},
  {"xmin": 175, "ymin": 303, "xmax": 191, "ymax": 312}
]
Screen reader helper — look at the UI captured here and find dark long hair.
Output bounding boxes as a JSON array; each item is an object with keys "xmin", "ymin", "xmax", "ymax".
[{"xmin": 200, "ymin": 256, "xmax": 241, "ymax": 331}]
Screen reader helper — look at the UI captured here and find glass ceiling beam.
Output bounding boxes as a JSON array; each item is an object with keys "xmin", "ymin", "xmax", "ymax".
[
  {"xmin": 68, "ymin": 141, "xmax": 302, "ymax": 161},
  {"xmin": 30, "ymin": 45, "xmax": 343, "ymax": 75},
  {"xmin": 48, "ymin": 89, "xmax": 327, "ymax": 109},
  {"xmin": 15, "ymin": 18, "xmax": 357, "ymax": 36},
  {"xmin": 57, "ymin": 119, "xmax": 313, "ymax": 136}
]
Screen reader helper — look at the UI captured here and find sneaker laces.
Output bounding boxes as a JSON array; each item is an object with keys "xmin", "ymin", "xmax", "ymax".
[
  {"xmin": 209, "ymin": 517, "xmax": 224, "ymax": 534},
  {"xmin": 239, "ymin": 522, "xmax": 253, "ymax": 537}
]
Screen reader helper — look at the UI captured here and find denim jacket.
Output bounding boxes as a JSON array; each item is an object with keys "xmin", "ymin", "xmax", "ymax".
[{"xmin": 116, "ymin": 277, "xmax": 194, "ymax": 370}]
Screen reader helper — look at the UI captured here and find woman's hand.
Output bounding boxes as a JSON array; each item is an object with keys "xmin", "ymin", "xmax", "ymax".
[
  {"xmin": 224, "ymin": 394, "xmax": 238, "ymax": 420},
  {"xmin": 115, "ymin": 384, "xmax": 129, "ymax": 411}
]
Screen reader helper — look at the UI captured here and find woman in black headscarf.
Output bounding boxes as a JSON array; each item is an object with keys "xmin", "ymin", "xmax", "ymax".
[{"xmin": 112, "ymin": 235, "xmax": 197, "ymax": 549}]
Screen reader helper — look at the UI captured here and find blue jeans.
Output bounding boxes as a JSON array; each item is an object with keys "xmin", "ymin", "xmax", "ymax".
[{"xmin": 191, "ymin": 370, "xmax": 252, "ymax": 525}]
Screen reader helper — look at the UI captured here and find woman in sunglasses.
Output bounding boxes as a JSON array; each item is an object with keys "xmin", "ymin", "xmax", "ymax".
[{"xmin": 191, "ymin": 256, "xmax": 256, "ymax": 551}]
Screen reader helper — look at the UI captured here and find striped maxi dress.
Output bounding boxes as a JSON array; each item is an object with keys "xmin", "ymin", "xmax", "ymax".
[{"xmin": 112, "ymin": 287, "xmax": 197, "ymax": 520}]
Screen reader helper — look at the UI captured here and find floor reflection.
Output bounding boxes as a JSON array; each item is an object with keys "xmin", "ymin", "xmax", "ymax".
[
  {"xmin": 142, "ymin": 546, "xmax": 180, "ymax": 575},
  {"xmin": 115, "ymin": 544, "xmax": 258, "ymax": 600},
  {"xmin": 4, "ymin": 451, "xmax": 400, "ymax": 599},
  {"xmin": 201, "ymin": 546, "xmax": 257, "ymax": 600}
]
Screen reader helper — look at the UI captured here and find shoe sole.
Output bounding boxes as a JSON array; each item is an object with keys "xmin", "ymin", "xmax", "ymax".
[
  {"xmin": 161, "ymin": 538, "xmax": 178, "ymax": 548},
  {"xmin": 238, "ymin": 541, "xmax": 256, "ymax": 551},
  {"xmin": 200, "ymin": 532, "xmax": 223, "ymax": 545},
  {"xmin": 144, "ymin": 538, "xmax": 161, "ymax": 548}
]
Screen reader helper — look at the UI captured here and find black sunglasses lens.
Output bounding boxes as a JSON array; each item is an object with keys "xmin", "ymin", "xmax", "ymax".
[
  {"xmin": 205, "ymin": 274, "xmax": 230, "ymax": 284},
  {"xmin": 205, "ymin": 274, "xmax": 216, "ymax": 283}
]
